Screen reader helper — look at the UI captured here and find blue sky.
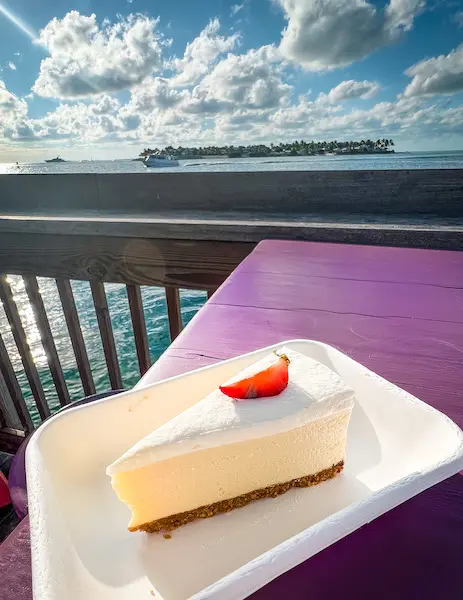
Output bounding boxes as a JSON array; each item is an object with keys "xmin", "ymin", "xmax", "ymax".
[{"xmin": 0, "ymin": 0, "xmax": 462, "ymax": 161}]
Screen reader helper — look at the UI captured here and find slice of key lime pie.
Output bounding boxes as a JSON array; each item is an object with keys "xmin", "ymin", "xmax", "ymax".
[{"xmin": 107, "ymin": 347, "xmax": 354, "ymax": 532}]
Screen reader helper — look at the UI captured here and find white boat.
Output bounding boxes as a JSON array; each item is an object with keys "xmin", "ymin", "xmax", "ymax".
[
  {"xmin": 45, "ymin": 156, "xmax": 66, "ymax": 163},
  {"xmin": 144, "ymin": 154, "xmax": 179, "ymax": 168}
]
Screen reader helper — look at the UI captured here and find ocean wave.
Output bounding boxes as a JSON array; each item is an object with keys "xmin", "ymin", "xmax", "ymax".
[{"xmin": 183, "ymin": 161, "xmax": 231, "ymax": 167}]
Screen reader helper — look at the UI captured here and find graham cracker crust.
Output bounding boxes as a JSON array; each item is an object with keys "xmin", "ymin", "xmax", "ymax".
[{"xmin": 132, "ymin": 460, "xmax": 344, "ymax": 533}]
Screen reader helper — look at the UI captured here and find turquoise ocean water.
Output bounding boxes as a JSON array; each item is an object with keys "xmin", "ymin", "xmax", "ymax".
[
  {"xmin": 1, "ymin": 151, "xmax": 462, "ymax": 424},
  {"xmin": 0, "ymin": 278, "xmax": 206, "ymax": 425}
]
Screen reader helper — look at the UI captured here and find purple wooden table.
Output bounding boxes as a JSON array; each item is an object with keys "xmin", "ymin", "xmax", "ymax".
[{"xmin": 1, "ymin": 240, "xmax": 462, "ymax": 599}]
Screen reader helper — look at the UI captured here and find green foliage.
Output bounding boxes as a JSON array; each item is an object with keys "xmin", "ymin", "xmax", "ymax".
[{"xmin": 139, "ymin": 139, "xmax": 395, "ymax": 158}]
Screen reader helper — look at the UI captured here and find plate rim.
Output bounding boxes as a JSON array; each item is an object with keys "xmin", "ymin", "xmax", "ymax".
[{"xmin": 26, "ymin": 339, "xmax": 463, "ymax": 600}]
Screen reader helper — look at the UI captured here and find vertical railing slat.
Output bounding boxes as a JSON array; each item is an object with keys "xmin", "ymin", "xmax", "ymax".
[
  {"xmin": 126, "ymin": 285, "xmax": 151, "ymax": 376},
  {"xmin": 90, "ymin": 282, "xmax": 123, "ymax": 390},
  {"xmin": 56, "ymin": 279, "xmax": 96, "ymax": 397},
  {"xmin": 0, "ymin": 275, "xmax": 50, "ymax": 421},
  {"xmin": 0, "ymin": 333, "xmax": 33, "ymax": 431},
  {"xmin": 165, "ymin": 287, "xmax": 182, "ymax": 341},
  {"xmin": 23, "ymin": 276, "xmax": 70, "ymax": 407},
  {"xmin": 0, "ymin": 366, "xmax": 22, "ymax": 430}
]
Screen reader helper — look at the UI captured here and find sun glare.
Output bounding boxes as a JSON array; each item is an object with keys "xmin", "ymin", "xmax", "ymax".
[{"xmin": 0, "ymin": 2, "xmax": 39, "ymax": 42}]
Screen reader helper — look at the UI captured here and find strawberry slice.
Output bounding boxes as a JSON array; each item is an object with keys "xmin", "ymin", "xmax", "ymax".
[{"xmin": 219, "ymin": 353, "xmax": 290, "ymax": 400}]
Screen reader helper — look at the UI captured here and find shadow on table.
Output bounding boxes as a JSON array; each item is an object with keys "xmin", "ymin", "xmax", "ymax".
[{"xmin": 249, "ymin": 472, "xmax": 463, "ymax": 600}]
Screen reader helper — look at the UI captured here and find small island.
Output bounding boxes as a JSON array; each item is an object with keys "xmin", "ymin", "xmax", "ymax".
[{"xmin": 139, "ymin": 139, "xmax": 394, "ymax": 160}]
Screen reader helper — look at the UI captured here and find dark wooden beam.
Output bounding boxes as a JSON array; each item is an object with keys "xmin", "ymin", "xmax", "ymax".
[
  {"xmin": 165, "ymin": 287, "xmax": 182, "ymax": 341},
  {"xmin": 0, "ymin": 428, "xmax": 26, "ymax": 453},
  {"xmin": 0, "ymin": 170, "xmax": 462, "ymax": 216},
  {"xmin": 0, "ymin": 235, "xmax": 253, "ymax": 288}
]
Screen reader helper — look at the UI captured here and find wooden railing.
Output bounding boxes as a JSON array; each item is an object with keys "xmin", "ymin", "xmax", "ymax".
[
  {"xmin": 0, "ymin": 169, "xmax": 461, "ymax": 451},
  {"xmin": 0, "ymin": 237, "xmax": 252, "ymax": 451}
]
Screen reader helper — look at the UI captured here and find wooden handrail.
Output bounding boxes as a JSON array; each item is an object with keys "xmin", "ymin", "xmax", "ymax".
[{"xmin": 0, "ymin": 237, "xmax": 248, "ymax": 443}]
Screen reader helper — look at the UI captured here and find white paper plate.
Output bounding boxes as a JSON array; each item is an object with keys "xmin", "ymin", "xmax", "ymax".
[{"xmin": 26, "ymin": 340, "xmax": 463, "ymax": 600}]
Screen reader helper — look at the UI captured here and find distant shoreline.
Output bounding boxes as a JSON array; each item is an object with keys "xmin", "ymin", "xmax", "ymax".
[{"xmin": 134, "ymin": 150, "xmax": 395, "ymax": 161}]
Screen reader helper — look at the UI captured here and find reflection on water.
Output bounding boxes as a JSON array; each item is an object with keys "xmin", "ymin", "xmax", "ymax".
[{"xmin": 0, "ymin": 276, "xmax": 206, "ymax": 424}]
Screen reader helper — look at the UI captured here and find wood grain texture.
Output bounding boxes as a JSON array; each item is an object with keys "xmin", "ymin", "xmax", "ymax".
[
  {"xmin": 148, "ymin": 304, "xmax": 463, "ymax": 423},
  {"xmin": 0, "ymin": 216, "xmax": 461, "ymax": 251},
  {"xmin": 0, "ymin": 334, "xmax": 33, "ymax": 432},
  {"xmin": 56, "ymin": 279, "xmax": 96, "ymax": 396},
  {"xmin": 23, "ymin": 276, "xmax": 70, "ymax": 407},
  {"xmin": 165, "ymin": 287, "xmax": 182, "ymax": 341},
  {"xmin": 242, "ymin": 240, "xmax": 463, "ymax": 287},
  {"xmin": 0, "ymin": 233, "xmax": 253, "ymax": 289},
  {"xmin": 0, "ymin": 276, "xmax": 50, "ymax": 421},
  {"xmin": 126, "ymin": 285, "xmax": 151, "ymax": 376},
  {"xmin": 0, "ymin": 170, "xmax": 462, "ymax": 216},
  {"xmin": 90, "ymin": 282, "xmax": 123, "ymax": 390}
]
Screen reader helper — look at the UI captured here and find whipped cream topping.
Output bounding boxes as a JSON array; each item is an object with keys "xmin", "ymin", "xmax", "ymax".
[{"xmin": 107, "ymin": 347, "xmax": 355, "ymax": 476}]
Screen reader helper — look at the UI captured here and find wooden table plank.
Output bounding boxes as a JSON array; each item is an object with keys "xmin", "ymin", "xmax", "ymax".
[
  {"xmin": 242, "ymin": 240, "xmax": 463, "ymax": 287},
  {"xmin": 143, "ymin": 305, "xmax": 463, "ymax": 423},
  {"xmin": 211, "ymin": 272, "xmax": 463, "ymax": 322},
  {"xmin": 139, "ymin": 240, "xmax": 463, "ymax": 600}
]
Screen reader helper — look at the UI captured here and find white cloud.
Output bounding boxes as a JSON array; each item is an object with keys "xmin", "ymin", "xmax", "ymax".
[
  {"xmin": 324, "ymin": 80, "xmax": 381, "ymax": 103},
  {"xmin": 231, "ymin": 4, "xmax": 244, "ymax": 16},
  {"xmin": 0, "ymin": 80, "xmax": 27, "ymax": 122},
  {"xmin": 25, "ymin": 98, "xmax": 126, "ymax": 142},
  {"xmin": 8, "ymin": 62, "xmax": 17, "ymax": 71},
  {"xmin": 454, "ymin": 11, "xmax": 463, "ymax": 28},
  {"xmin": 89, "ymin": 94, "xmax": 121, "ymax": 115},
  {"xmin": 33, "ymin": 11, "xmax": 166, "ymax": 99},
  {"xmin": 403, "ymin": 44, "xmax": 463, "ymax": 97},
  {"xmin": 122, "ymin": 77, "xmax": 188, "ymax": 120},
  {"xmin": 2, "ymin": 9, "xmax": 463, "ymax": 152},
  {"xmin": 170, "ymin": 19, "xmax": 239, "ymax": 86},
  {"xmin": 0, "ymin": 80, "xmax": 29, "ymax": 139},
  {"xmin": 182, "ymin": 45, "xmax": 290, "ymax": 114},
  {"xmin": 277, "ymin": 0, "xmax": 425, "ymax": 70}
]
